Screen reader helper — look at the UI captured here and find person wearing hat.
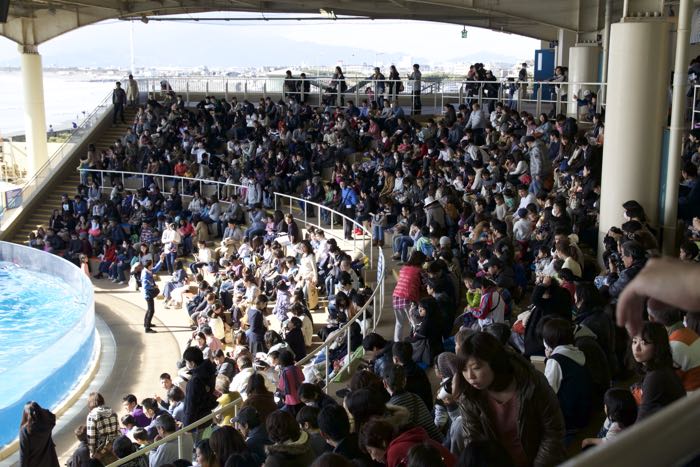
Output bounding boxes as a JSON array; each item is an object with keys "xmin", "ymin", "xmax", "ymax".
[
  {"xmin": 234, "ymin": 406, "xmax": 270, "ymax": 463},
  {"xmin": 424, "ymin": 196, "xmax": 446, "ymax": 231},
  {"xmin": 112, "ymin": 81, "xmax": 127, "ymax": 124}
]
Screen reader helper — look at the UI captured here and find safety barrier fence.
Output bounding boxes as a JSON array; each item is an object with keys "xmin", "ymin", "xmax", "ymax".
[
  {"xmin": 82, "ymin": 168, "xmax": 385, "ymax": 386},
  {"xmin": 79, "ymin": 169, "xmax": 386, "ymax": 466},
  {"xmin": 691, "ymin": 84, "xmax": 700, "ymax": 128},
  {"xmin": 136, "ymin": 76, "xmax": 607, "ymax": 118}
]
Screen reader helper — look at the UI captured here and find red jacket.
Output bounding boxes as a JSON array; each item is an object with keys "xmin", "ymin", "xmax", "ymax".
[
  {"xmin": 387, "ymin": 427, "xmax": 456, "ymax": 467},
  {"xmin": 393, "ymin": 265, "xmax": 422, "ymax": 302}
]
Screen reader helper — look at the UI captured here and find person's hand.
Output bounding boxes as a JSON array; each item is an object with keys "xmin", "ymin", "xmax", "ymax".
[{"xmin": 542, "ymin": 275, "xmax": 552, "ymax": 286}]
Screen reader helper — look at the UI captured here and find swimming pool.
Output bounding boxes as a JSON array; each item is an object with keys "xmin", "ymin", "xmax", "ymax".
[{"xmin": 0, "ymin": 242, "xmax": 95, "ymax": 448}]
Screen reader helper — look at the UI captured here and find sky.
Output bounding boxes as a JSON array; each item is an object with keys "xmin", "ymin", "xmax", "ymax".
[{"xmin": 0, "ymin": 12, "xmax": 539, "ymax": 68}]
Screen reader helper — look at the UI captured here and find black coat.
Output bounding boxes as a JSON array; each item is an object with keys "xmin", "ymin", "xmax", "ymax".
[
  {"xmin": 183, "ymin": 359, "xmax": 218, "ymax": 426},
  {"xmin": 19, "ymin": 408, "xmax": 59, "ymax": 467},
  {"xmin": 524, "ymin": 284, "xmax": 572, "ymax": 357}
]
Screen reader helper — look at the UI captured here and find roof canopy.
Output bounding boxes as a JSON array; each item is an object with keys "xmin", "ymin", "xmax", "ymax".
[{"xmin": 0, "ymin": 0, "xmax": 636, "ymax": 46}]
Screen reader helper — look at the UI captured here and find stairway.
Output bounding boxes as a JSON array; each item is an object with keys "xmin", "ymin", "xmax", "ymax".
[{"xmin": 8, "ymin": 110, "xmax": 137, "ymax": 245}]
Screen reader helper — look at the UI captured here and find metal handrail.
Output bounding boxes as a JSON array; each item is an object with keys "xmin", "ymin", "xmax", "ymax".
[
  {"xmin": 82, "ymin": 169, "xmax": 386, "ymax": 392},
  {"xmin": 0, "ymin": 89, "xmax": 115, "ymax": 231},
  {"xmin": 107, "ymin": 396, "xmax": 243, "ymax": 466}
]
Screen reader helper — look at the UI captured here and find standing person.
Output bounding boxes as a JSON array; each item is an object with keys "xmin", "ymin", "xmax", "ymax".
[
  {"xmin": 392, "ymin": 251, "xmax": 425, "ymax": 342},
  {"xmin": 182, "ymin": 347, "xmax": 218, "ymax": 439},
  {"xmin": 387, "ymin": 65, "xmax": 401, "ymax": 103},
  {"xmin": 408, "ymin": 64, "xmax": 422, "ymax": 115},
  {"xmin": 330, "ymin": 66, "xmax": 347, "ymax": 107},
  {"xmin": 126, "ymin": 74, "xmax": 139, "ymax": 107},
  {"xmin": 339, "ymin": 179, "xmax": 358, "ymax": 241},
  {"xmin": 631, "ymin": 322, "xmax": 686, "ymax": 422},
  {"xmin": 141, "ymin": 254, "xmax": 164, "ymax": 334},
  {"xmin": 112, "ymin": 81, "xmax": 127, "ymax": 124},
  {"xmin": 85, "ymin": 392, "xmax": 119, "ymax": 459},
  {"xmin": 247, "ymin": 294, "xmax": 269, "ymax": 354},
  {"xmin": 518, "ymin": 62, "xmax": 528, "ymax": 100},
  {"xmin": 277, "ymin": 349, "xmax": 305, "ymax": 414},
  {"xmin": 18, "ymin": 402, "xmax": 59, "ymax": 467}
]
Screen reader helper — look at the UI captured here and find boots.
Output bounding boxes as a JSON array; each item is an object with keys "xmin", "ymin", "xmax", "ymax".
[
  {"xmin": 372, "ymin": 239, "xmax": 378, "ymax": 247},
  {"xmin": 378, "ymin": 239, "xmax": 384, "ymax": 248}
]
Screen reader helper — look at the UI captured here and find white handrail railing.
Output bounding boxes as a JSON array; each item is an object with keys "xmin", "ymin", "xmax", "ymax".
[{"xmin": 82, "ymin": 168, "xmax": 386, "ymax": 393}]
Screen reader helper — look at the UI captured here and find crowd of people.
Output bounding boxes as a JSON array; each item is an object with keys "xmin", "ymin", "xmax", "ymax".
[{"xmin": 17, "ymin": 58, "xmax": 700, "ymax": 467}]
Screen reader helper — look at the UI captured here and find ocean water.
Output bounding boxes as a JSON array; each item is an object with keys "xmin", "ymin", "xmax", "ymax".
[
  {"xmin": 0, "ymin": 71, "xmax": 112, "ymax": 136},
  {"xmin": 0, "ymin": 260, "xmax": 86, "ymax": 374}
]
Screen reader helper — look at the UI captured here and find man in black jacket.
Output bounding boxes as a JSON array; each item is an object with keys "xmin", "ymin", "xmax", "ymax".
[
  {"xmin": 392, "ymin": 342, "xmax": 433, "ymax": 409},
  {"xmin": 319, "ymin": 405, "xmax": 375, "ymax": 466},
  {"xmin": 182, "ymin": 347, "xmax": 217, "ymax": 430}
]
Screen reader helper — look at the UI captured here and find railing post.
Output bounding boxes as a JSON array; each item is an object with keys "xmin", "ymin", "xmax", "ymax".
[
  {"xmin": 177, "ymin": 435, "xmax": 184, "ymax": 459},
  {"xmin": 225, "ymin": 80, "xmax": 229, "ymax": 101},
  {"xmin": 324, "ymin": 350, "xmax": 329, "ymax": 393},
  {"xmin": 205, "ymin": 81, "xmax": 209, "ymax": 95},
  {"xmin": 458, "ymin": 85, "xmax": 464, "ymax": 106},
  {"xmin": 536, "ymin": 85, "xmax": 542, "ymax": 116},
  {"xmin": 186, "ymin": 81, "xmax": 190, "ymax": 105},
  {"xmin": 477, "ymin": 84, "xmax": 483, "ymax": 107},
  {"xmin": 244, "ymin": 80, "xmax": 248, "ymax": 100},
  {"xmin": 263, "ymin": 82, "xmax": 267, "ymax": 97}
]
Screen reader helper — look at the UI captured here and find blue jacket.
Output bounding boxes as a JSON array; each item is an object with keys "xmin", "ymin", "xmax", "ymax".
[
  {"xmin": 340, "ymin": 187, "xmax": 358, "ymax": 207},
  {"xmin": 141, "ymin": 260, "xmax": 163, "ymax": 299}
]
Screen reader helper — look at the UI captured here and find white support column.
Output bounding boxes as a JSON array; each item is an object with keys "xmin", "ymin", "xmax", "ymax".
[
  {"xmin": 19, "ymin": 44, "xmax": 48, "ymax": 179},
  {"xmin": 599, "ymin": 19, "xmax": 670, "ymax": 253},
  {"xmin": 567, "ymin": 44, "xmax": 601, "ymax": 117},
  {"xmin": 663, "ymin": 0, "xmax": 693, "ymax": 254},
  {"xmin": 556, "ymin": 29, "xmax": 576, "ymax": 67}
]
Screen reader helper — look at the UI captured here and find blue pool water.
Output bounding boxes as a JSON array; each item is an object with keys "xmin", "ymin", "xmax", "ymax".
[{"xmin": 0, "ymin": 256, "xmax": 95, "ymax": 448}]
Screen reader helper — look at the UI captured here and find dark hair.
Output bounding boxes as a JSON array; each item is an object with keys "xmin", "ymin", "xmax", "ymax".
[
  {"xmin": 406, "ymin": 250, "xmax": 426, "ymax": 266},
  {"xmin": 680, "ymin": 240, "xmax": 699, "ymax": 260},
  {"xmin": 296, "ymin": 405, "xmax": 320, "ymax": 429},
  {"xmin": 298, "ymin": 383, "xmax": 323, "ymax": 402},
  {"xmin": 266, "ymin": 410, "xmax": 301, "ymax": 443},
  {"xmin": 391, "ymin": 341, "xmax": 413, "ymax": 365},
  {"xmin": 574, "ymin": 282, "xmax": 604, "ymax": 310},
  {"xmin": 542, "ymin": 318, "xmax": 574, "ymax": 348},
  {"xmin": 317, "ymin": 404, "xmax": 350, "ymax": 442},
  {"xmin": 278, "ymin": 349, "xmax": 295, "ymax": 367},
  {"xmin": 407, "ymin": 442, "xmax": 448, "ymax": 467},
  {"xmin": 310, "ymin": 453, "xmax": 355, "ymax": 467},
  {"xmin": 383, "ymin": 364, "xmax": 407, "ymax": 392},
  {"xmin": 183, "ymin": 346, "xmax": 204, "ymax": 366},
  {"xmin": 120, "ymin": 414, "xmax": 135, "ymax": 426},
  {"xmin": 141, "ymin": 397, "xmax": 158, "ymax": 413},
  {"xmin": 122, "ymin": 394, "xmax": 137, "ymax": 405},
  {"xmin": 195, "ymin": 439, "xmax": 217, "ymax": 466},
  {"xmin": 362, "ymin": 332, "xmax": 387, "ymax": 351},
  {"xmin": 454, "ymin": 332, "xmax": 514, "ymax": 395},
  {"xmin": 20, "ymin": 402, "xmax": 45, "ymax": 433},
  {"xmin": 246, "ymin": 373, "xmax": 271, "ymax": 395},
  {"xmin": 209, "ymin": 426, "xmax": 247, "ymax": 463},
  {"xmin": 344, "ymin": 388, "xmax": 387, "ymax": 431},
  {"xmin": 636, "ymin": 321, "xmax": 674, "ymax": 371},
  {"xmin": 359, "ymin": 419, "xmax": 396, "ymax": 452},
  {"xmin": 112, "ymin": 435, "xmax": 137, "ymax": 458},
  {"xmin": 604, "ymin": 388, "xmax": 637, "ymax": 429}
]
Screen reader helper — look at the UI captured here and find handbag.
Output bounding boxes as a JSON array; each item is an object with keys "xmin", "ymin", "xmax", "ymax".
[{"xmin": 149, "ymin": 286, "xmax": 160, "ymax": 299}]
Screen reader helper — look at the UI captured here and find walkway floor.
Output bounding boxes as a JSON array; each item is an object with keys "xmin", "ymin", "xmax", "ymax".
[{"xmin": 3, "ymin": 225, "xmax": 397, "ymax": 465}]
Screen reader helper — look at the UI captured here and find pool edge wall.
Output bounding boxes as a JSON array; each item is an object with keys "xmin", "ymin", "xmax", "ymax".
[{"xmin": 0, "ymin": 241, "xmax": 95, "ymax": 448}]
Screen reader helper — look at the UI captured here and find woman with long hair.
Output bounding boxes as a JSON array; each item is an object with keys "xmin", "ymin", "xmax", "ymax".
[
  {"xmin": 631, "ymin": 321, "xmax": 686, "ymax": 421},
  {"xmin": 453, "ymin": 332, "xmax": 566, "ymax": 467},
  {"xmin": 19, "ymin": 401, "xmax": 59, "ymax": 467}
]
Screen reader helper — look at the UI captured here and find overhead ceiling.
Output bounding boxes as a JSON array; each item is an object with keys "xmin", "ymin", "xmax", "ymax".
[{"xmin": 0, "ymin": 0, "xmax": 641, "ymax": 47}]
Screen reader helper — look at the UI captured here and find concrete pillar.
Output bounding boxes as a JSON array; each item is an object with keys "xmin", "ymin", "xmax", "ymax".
[
  {"xmin": 567, "ymin": 44, "xmax": 601, "ymax": 117},
  {"xmin": 556, "ymin": 29, "xmax": 576, "ymax": 67},
  {"xmin": 599, "ymin": 20, "xmax": 670, "ymax": 251},
  {"xmin": 19, "ymin": 44, "xmax": 48, "ymax": 179}
]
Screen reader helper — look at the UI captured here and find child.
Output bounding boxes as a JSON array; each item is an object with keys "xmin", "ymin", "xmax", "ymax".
[
  {"xmin": 120, "ymin": 414, "xmax": 136, "ymax": 437},
  {"xmin": 67, "ymin": 425, "xmax": 90, "ymax": 467},
  {"xmin": 272, "ymin": 281, "xmax": 291, "ymax": 331},
  {"xmin": 582, "ymin": 388, "xmax": 637, "ymax": 447},
  {"xmin": 132, "ymin": 427, "xmax": 149, "ymax": 448}
]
